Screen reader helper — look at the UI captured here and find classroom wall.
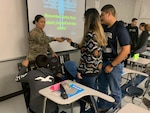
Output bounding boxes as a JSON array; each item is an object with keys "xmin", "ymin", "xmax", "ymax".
[
  {"xmin": 0, "ymin": 0, "xmax": 29, "ymax": 62},
  {"xmin": 0, "ymin": 0, "xmax": 28, "ymax": 97},
  {"xmin": 86, "ymin": 0, "xmax": 95, "ymax": 9},
  {"xmin": 134, "ymin": 0, "xmax": 150, "ymax": 25}
]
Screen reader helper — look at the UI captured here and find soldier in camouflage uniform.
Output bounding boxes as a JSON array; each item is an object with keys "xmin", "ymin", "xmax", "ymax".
[
  {"xmin": 23, "ymin": 15, "xmax": 64, "ymax": 109},
  {"xmin": 26, "ymin": 15, "xmax": 64, "ymax": 61}
]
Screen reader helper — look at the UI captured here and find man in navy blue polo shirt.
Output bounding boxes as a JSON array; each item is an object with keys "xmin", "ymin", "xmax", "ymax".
[{"xmin": 97, "ymin": 4, "xmax": 131, "ymax": 112}]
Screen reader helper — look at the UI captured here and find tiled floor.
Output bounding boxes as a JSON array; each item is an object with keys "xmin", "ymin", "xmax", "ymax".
[
  {"xmin": 0, "ymin": 72, "xmax": 149, "ymax": 113},
  {"xmin": 0, "ymin": 94, "xmax": 27, "ymax": 113}
]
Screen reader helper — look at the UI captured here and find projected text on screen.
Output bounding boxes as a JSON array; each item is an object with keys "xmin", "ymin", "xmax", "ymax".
[{"xmin": 44, "ymin": 0, "xmax": 77, "ymax": 30}]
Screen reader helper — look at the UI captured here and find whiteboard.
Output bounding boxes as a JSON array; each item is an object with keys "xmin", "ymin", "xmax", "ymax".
[
  {"xmin": 0, "ymin": 0, "xmax": 29, "ymax": 62},
  {"xmin": 27, "ymin": 0, "xmax": 85, "ymax": 52}
]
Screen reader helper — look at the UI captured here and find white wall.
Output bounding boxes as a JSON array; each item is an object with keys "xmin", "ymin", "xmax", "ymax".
[
  {"xmin": 0, "ymin": 0, "xmax": 28, "ymax": 62},
  {"xmin": 86, "ymin": 0, "xmax": 95, "ymax": 9},
  {"xmin": 0, "ymin": 0, "xmax": 28, "ymax": 97},
  {"xmin": 134, "ymin": 0, "xmax": 150, "ymax": 25}
]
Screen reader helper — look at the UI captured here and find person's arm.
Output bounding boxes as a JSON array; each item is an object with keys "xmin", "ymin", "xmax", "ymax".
[
  {"xmin": 111, "ymin": 45, "xmax": 130, "ymax": 66},
  {"xmin": 56, "ymin": 73, "xmax": 66, "ymax": 80},
  {"xmin": 15, "ymin": 59, "xmax": 29, "ymax": 82},
  {"xmin": 66, "ymin": 38, "xmax": 80, "ymax": 49},
  {"xmin": 55, "ymin": 37, "xmax": 65, "ymax": 42},
  {"xmin": 30, "ymin": 29, "xmax": 64, "ymax": 43},
  {"xmin": 105, "ymin": 45, "xmax": 130, "ymax": 73}
]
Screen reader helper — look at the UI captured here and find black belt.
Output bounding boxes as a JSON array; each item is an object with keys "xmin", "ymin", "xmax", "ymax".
[
  {"xmin": 103, "ymin": 58, "xmax": 124, "ymax": 64},
  {"xmin": 103, "ymin": 58, "xmax": 115, "ymax": 61}
]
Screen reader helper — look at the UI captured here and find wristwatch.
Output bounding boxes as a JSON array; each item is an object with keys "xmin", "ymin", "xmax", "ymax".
[{"xmin": 110, "ymin": 63, "xmax": 115, "ymax": 67}]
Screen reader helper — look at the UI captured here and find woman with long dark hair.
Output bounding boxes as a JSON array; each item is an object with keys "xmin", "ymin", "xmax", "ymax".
[{"xmin": 67, "ymin": 8, "xmax": 107, "ymax": 113}]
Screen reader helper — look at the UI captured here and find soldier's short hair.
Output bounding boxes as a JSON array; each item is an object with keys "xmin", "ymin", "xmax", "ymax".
[{"xmin": 101, "ymin": 4, "xmax": 116, "ymax": 17}]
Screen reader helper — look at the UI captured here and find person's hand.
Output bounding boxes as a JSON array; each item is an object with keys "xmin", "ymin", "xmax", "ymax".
[
  {"xmin": 56, "ymin": 73, "xmax": 62, "ymax": 78},
  {"xmin": 66, "ymin": 38, "xmax": 72, "ymax": 44},
  {"xmin": 104, "ymin": 65, "xmax": 113, "ymax": 73},
  {"xmin": 22, "ymin": 59, "xmax": 29, "ymax": 67},
  {"xmin": 77, "ymin": 72, "xmax": 82, "ymax": 79},
  {"xmin": 52, "ymin": 52, "xmax": 58, "ymax": 57},
  {"xmin": 55, "ymin": 37, "xmax": 65, "ymax": 42}
]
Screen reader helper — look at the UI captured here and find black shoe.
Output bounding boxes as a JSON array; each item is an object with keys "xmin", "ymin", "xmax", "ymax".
[{"xmin": 142, "ymin": 98, "xmax": 150, "ymax": 108}]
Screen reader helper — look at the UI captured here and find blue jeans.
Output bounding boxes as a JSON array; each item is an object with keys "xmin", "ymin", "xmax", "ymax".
[
  {"xmin": 78, "ymin": 75, "xmax": 98, "ymax": 113},
  {"xmin": 97, "ymin": 61, "xmax": 124, "ymax": 110}
]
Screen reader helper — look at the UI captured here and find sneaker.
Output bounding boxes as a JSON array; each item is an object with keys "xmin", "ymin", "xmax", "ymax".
[{"xmin": 142, "ymin": 98, "xmax": 150, "ymax": 108}]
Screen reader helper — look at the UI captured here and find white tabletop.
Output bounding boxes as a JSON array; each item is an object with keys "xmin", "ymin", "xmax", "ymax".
[
  {"xmin": 117, "ymin": 103, "xmax": 150, "ymax": 113},
  {"xmin": 122, "ymin": 68, "xmax": 149, "ymax": 77},
  {"xmin": 128, "ymin": 57, "xmax": 150, "ymax": 65},
  {"xmin": 39, "ymin": 80, "xmax": 115, "ymax": 105}
]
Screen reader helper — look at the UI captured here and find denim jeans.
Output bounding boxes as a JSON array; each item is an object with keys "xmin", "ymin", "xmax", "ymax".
[
  {"xmin": 97, "ymin": 61, "xmax": 124, "ymax": 110},
  {"xmin": 78, "ymin": 75, "xmax": 99, "ymax": 113}
]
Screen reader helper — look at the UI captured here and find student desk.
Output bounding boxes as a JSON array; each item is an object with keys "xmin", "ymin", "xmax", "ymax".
[
  {"xmin": 39, "ymin": 80, "xmax": 115, "ymax": 113},
  {"xmin": 122, "ymin": 68, "xmax": 149, "ymax": 103},
  {"xmin": 128, "ymin": 57, "xmax": 150, "ymax": 66},
  {"xmin": 117, "ymin": 103, "xmax": 150, "ymax": 113},
  {"xmin": 123, "ymin": 68, "xmax": 149, "ymax": 77},
  {"xmin": 122, "ymin": 67, "xmax": 149, "ymax": 85},
  {"xmin": 128, "ymin": 57, "xmax": 150, "ymax": 71}
]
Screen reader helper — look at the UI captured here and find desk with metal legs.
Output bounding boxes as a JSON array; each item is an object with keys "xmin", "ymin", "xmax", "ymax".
[
  {"xmin": 128, "ymin": 57, "xmax": 150, "ymax": 65},
  {"xmin": 122, "ymin": 68, "xmax": 149, "ymax": 103},
  {"xmin": 39, "ymin": 80, "xmax": 115, "ymax": 113},
  {"xmin": 127, "ymin": 57, "xmax": 150, "ymax": 71},
  {"xmin": 122, "ymin": 68, "xmax": 148, "ymax": 85},
  {"xmin": 123, "ymin": 68, "xmax": 148, "ymax": 77}
]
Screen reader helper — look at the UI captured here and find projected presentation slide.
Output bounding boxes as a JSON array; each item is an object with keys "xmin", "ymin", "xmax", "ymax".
[{"xmin": 27, "ymin": 0, "xmax": 85, "ymax": 52}]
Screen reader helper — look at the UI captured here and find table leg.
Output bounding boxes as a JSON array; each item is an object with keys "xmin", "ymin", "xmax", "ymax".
[
  {"xmin": 71, "ymin": 103, "xmax": 73, "ymax": 113},
  {"xmin": 90, "ymin": 96, "xmax": 98, "ymax": 113},
  {"xmin": 43, "ymin": 97, "xmax": 47, "ymax": 113}
]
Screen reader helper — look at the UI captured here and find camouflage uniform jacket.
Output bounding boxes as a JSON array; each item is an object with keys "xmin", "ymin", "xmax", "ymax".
[{"xmin": 27, "ymin": 27, "xmax": 55, "ymax": 61}]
